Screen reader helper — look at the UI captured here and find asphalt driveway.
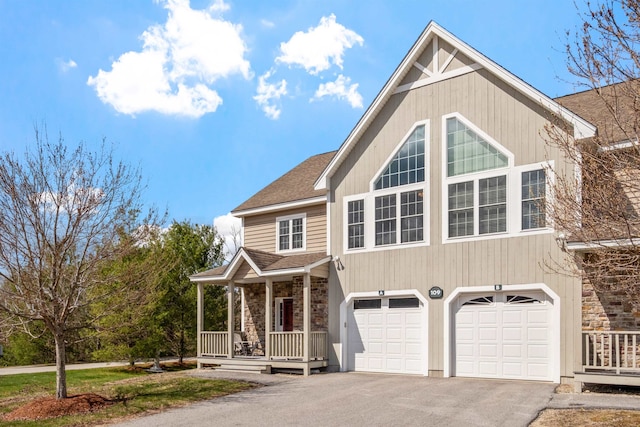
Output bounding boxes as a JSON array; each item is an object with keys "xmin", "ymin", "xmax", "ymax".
[{"xmin": 114, "ymin": 370, "xmax": 556, "ymax": 427}]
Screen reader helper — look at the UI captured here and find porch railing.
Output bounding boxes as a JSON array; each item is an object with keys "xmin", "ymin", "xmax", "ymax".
[
  {"xmin": 269, "ymin": 331, "xmax": 328, "ymax": 360},
  {"xmin": 582, "ymin": 331, "xmax": 640, "ymax": 374},
  {"xmin": 200, "ymin": 330, "xmax": 328, "ymax": 360},
  {"xmin": 200, "ymin": 331, "xmax": 228, "ymax": 357}
]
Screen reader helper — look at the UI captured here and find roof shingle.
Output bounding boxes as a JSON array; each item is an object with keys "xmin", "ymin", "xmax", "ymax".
[{"xmin": 232, "ymin": 151, "xmax": 336, "ymax": 213}]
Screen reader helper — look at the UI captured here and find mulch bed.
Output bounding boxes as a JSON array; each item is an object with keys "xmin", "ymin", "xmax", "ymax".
[{"xmin": 2, "ymin": 393, "xmax": 113, "ymax": 421}]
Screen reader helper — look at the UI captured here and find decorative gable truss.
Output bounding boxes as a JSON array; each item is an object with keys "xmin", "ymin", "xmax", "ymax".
[{"xmin": 394, "ymin": 35, "xmax": 482, "ymax": 94}]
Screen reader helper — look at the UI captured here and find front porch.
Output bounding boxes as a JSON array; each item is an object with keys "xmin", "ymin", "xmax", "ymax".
[
  {"xmin": 190, "ymin": 248, "xmax": 332, "ymax": 376},
  {"xmin": 198, "ymin": 331, "xmax": 328, "ymax": 374}
]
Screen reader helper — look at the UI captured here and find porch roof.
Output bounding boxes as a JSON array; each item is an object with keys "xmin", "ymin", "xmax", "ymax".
[{"xmin": 189, "ymin": 247, "xmax": 331, "ymax": 283}]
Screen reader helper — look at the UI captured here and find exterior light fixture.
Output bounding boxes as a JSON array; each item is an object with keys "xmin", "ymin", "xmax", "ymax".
[{"xmin": 378, "ymin": 290, "xmax": 385, "ymax": 296}]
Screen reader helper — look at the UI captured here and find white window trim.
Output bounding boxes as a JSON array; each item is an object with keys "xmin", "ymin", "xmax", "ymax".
[
  {"xmin": 275, "ymin": 213, "xmax": 306, "ymax": 253},
  {"xmin": 369, "ymin": 119, "xmax": 430, "ymax": 192},
  {"xmin": 441, "ymin": 112, "xmax": 554, "ymax": 243},
  {"xmin": 342, "ymin": 120, "xmax": 431, "ymax": 254}
]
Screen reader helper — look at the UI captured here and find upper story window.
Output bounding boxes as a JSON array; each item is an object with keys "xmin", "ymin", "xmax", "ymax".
[
  {"xmin": 344, "ymin": 121, "xmax": 430, "ymax": 252},
  {"xmin": 522, "ymin": 169, "xmax": 546, "ymax": 230},
  {"xmin": 447, "ymin": 117, "xmax": 508, "ymax": 177},
  {"xmin": 374, "ymin": 125, "xmax": 425, "ymax": 189},
  {"xmin": 276, "ymin": 213, "xmax": 305, "ymax": 253},
  {"xmin": 442, "ymin": 113, "xmax": 550, "ymax": 242}
]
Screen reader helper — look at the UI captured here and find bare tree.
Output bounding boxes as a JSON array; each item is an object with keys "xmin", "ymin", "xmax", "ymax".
[
  {"xmin": 0, "ymin": 129, "xmax": 158, "ymax": 399},
  {"xmin": 546, "ymin": 1, "xmax": 640, "ymax": 293}
]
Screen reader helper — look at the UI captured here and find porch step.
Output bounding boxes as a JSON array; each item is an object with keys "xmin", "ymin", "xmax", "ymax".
[
  {"xmin": 575, "ymin": 371, "xmax": 640, "ymax": 388},
  {"xmin": 214, "ymin": 363, "xmax": 272, "ymax": 374}
]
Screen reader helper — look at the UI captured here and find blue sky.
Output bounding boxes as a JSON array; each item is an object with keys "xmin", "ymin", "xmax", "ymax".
[{"xmin": 0, "ymin": 0, "xmax": 585, "ymax": 247}]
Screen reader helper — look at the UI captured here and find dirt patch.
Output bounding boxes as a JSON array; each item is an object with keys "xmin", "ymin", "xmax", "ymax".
[
  {"xmin": 2, "ymin": 393, "xmax": 113, "ymax": 421},
  {"xmin": 531, "ymin": 409, "xmax": 640, "ymax": 426}
]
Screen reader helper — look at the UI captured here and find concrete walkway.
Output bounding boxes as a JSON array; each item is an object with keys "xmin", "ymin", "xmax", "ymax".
[{"xmin": 0, "ymin": 361, "xmax": 130, "ymax": 375}]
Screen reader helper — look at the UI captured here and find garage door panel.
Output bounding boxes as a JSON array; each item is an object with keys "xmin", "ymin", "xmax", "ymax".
[
  {"xmin": 479, "ymin": 327, "xmax": 497, "ymax": 340},
  {"xmin": 503, "ymin": 344, "xmax": 522, "ymax": 357},
  {"xmin": 479, "ymin": 311, "xmax": 497, "ymax": 324},
  {"xmin": 503, "ymin": 327, "xmax": 522, "ymax": 341},
  {"xmin": 478, "ymin": 361, "xmax": 498, "ymax": 375},
  {"xmin": 347, "ymin": 298, "xmax": 425, "ymax": 375},
  {"xmin": 455, "ymin": 294, "xmax": 553, "ymax": 381},
  {"xmin": 502, "ymin": 362, "xmax": 523, "ymax": 377},
  {"xmin": 479, "ymin": 344, "xmax": 497, "ymax": 357}
]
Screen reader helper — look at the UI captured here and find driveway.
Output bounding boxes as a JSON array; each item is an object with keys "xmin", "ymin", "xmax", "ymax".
[{"xmin": 114, "ymin": 371, "xmax": 555, "ymax": 427}]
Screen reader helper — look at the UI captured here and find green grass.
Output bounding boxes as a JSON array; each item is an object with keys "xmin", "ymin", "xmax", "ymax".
[{"xmin": 0, "ymin": 364, "xmax": 255, "ymax": 427}]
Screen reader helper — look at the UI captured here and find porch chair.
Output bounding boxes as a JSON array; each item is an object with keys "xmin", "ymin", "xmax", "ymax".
[{"xmin": 233, "ymin": 332, "xmax": 252, "ymax": 356}]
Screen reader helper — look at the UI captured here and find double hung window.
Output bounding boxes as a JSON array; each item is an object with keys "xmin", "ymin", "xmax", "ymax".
[
  {"xmin": 344, "ymin": 122, "xmax": 429, "ymax": 251},
  {"xmin": 444, "ymin": 114, "xmax": 548, "ymax": 241},
  {"xmin": 277, "ymin": 214, "xmax": 305, "ymax": 252}
]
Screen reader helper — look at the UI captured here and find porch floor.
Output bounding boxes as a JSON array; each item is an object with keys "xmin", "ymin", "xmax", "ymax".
[{"xmin": 197, "ymin": 355, "xmax": 328, "ymax": 376}]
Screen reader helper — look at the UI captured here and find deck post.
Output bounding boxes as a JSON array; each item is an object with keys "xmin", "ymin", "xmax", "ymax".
[
  {"xmin": 303, "ymin": 273, "xmax": 311, "ymax": 373},
  {"xmin": 265, "ymin": 278, "xmax": 272, "ymax": 360},
  {"xmin": 227, "ymin": 281, "xmax": 235, "ymax": 359},
  {"xmin": 197, "ymin": 283, "xmax": 204, "ymax": 368}
]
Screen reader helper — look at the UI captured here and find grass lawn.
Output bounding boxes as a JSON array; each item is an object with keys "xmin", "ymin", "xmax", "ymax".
[
  {"xmin": 531, "ymin": 409, "xmax": 640, "ymax": 426},
  {"xmin": 0, "ymin": 363, "xmax": 255, "ymax": 426}
]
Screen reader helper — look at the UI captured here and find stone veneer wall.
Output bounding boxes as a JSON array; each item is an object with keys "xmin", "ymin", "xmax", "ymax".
[
  {"xmin": 582, "ymin": 277, "xmax": 640, "ymax": 331},
  {"xmin": 241, "ymin": 276, "xmax": 329, "ymax": 354}
]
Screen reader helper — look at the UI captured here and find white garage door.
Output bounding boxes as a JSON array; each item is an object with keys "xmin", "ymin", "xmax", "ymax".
[
  {"xmin": 454, "ymin": 292, "xmax": 553, "ymax": 381},
  {"xmin": 347, "ymin": 297, "xmax": 425, "ymax": 374}
]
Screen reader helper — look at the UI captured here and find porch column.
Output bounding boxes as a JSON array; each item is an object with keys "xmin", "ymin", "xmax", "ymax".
[
  {"xmin": 227, "ymin": 281, "xmax": 235, "ymax": 359},
  {"xmin": 265, "ymin": 278, "xmax": 272, "ymax": 359},
  {"xmin": 196, "ymin": 283, "xmax": 204, "ymax": 369},
  {"xmin": 303, "ymin": 273, "xmax": 311, "ymax": 374}
]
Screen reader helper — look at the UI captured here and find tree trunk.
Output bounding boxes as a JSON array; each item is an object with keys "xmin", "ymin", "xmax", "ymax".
[
  {"xmin": 179, "ymin": 313, "xmax": 185, "ymax": 364},
  {"xmin": 54, "ymin": 333, "xmax": 68, "ymax": 399}
]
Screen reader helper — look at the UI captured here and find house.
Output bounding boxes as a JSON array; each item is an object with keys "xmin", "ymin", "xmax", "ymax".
[{"xmin": 191, "ymin": 22, "xmax": 638, "ymax": 388}]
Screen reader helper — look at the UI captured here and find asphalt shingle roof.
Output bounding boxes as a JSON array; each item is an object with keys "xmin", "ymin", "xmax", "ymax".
[{"xmin": 232, "ymin": 151, "xmax": 336, "ymax": 213}]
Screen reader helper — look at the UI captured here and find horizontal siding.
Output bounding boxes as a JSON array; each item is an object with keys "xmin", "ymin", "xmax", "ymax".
[
  {"xmin": 243, "ymin": 204, "xmax": 326, "ymax": 253},
  {"xmin": 328, "ymin": 65, "xmax": 581, "ymax": 378}
]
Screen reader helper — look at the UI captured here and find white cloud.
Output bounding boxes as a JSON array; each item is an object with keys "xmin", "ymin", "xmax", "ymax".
[
  {"xmin": 276, "ymin": 14, "xmax": 363, "ymax": 75},
  {"xmin": 87, "ymin": 0, "xmax": 250, "ymax": 118},
  {"xmin": 254, "ymin": 69, "xmax": 287, "ymax": 119},
  {"xmin": 57, "ymin": 58, "xmax": 77, "ymax": 73},
  {"xmin": 213, "ymin": 213, "xmax": 242, "ymax": 260},
  {"xmin": 313, "ymin": 74, "xmax": 363, "ymax": 108},
  {"xmin": 261, "ymin": 19, "xmax": 275, "ymax": 28}
]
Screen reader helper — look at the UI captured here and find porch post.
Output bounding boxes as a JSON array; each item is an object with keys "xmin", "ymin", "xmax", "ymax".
[
  {"xmin": 303, "ymin": 273, "xmax": 311, "ymax": 374},
  {"xmin": 227, "ymin": 281, "xmax": 235, "ymax": 359},
  {"xmin": 197, "ymin": 283, "xmax": 204, "ymax": 368},
  {"xmin": 265, "ymin": 278, "xmax": 272, "ymax": 360}
]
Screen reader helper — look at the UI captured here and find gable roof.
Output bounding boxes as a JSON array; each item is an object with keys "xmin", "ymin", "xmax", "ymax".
[
  {"xmin": 555, "ymin": 81, "xmax": 639, "ymax": 145},
  {"xmin": 189, "ymin": 247, "xmax": 330, "ymax": 283},
  {"xmin": 314, "ymin": 21, "xmax": 597, "ymax": 191},
  {"xmin": 232, "ymin": 151, "xmax": 336, "ymax": 216}
]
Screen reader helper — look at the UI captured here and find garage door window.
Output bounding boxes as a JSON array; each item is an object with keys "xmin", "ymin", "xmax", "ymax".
[
  {"xmin": 389, "ymin": 297, "xmax": 420, "ymax": 308},
  {"xmin": 462, "ymin": 296, "xmax": 494, "ymax": 306},
  {"xmin": 353, "ymin": 299, "xmax": 382, "ymax": 310},
  {"xmin": 506, "ymin": 295, "xmax": 543, "ymax": 304}
]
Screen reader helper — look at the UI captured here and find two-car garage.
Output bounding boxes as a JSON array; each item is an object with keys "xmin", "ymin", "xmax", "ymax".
[{"xmin": 344, "ymin": 287, "xmax": 557, "ymax": 382}]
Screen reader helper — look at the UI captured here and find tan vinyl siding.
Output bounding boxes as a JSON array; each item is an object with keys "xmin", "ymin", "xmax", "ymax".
[
  {"xmin": 328, "ymin": 65, "xmax": 581, "ymax": 378},
  {"xmin": 233, "ymin": 260, "xmax": 258, "ymax": 280},
  {"xmin": 243, "ymin": 204, "xmax": 327, "ymax": 253}
]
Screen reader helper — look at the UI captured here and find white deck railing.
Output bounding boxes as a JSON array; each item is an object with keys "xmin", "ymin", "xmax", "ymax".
[
  {"xmin": 269, "ymin": 331, "xmax": 328, "ymax": 360},
  {"xmin": 200, "ymin": 331, "xmax": 228, "ymax": 357},
  {"xmin": 201, "ymin": 330, "xmax": 328, "ymax": 360},
  {"xmin": 583, "ymin": 331, "xmax": 640, "ymax": 374}
]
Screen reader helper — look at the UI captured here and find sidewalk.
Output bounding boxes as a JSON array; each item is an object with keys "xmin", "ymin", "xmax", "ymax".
[
  {"xmin": 0, "ymin": 361, "xmax": 129, "ymax": 376},
  {"xmin": 549, "ymin": 391, "xmax": 640, "ymax": 410}
]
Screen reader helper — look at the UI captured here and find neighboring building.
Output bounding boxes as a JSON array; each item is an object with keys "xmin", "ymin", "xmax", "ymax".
[{"xmin": 191, "ymin": 22, "xmax": 637, "ymax": 388}]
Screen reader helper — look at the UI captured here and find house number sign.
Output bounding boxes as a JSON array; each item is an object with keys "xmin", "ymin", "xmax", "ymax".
[{"xmin": 429, "ymin": 286, "xmax": 443, "ymax": 299}]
